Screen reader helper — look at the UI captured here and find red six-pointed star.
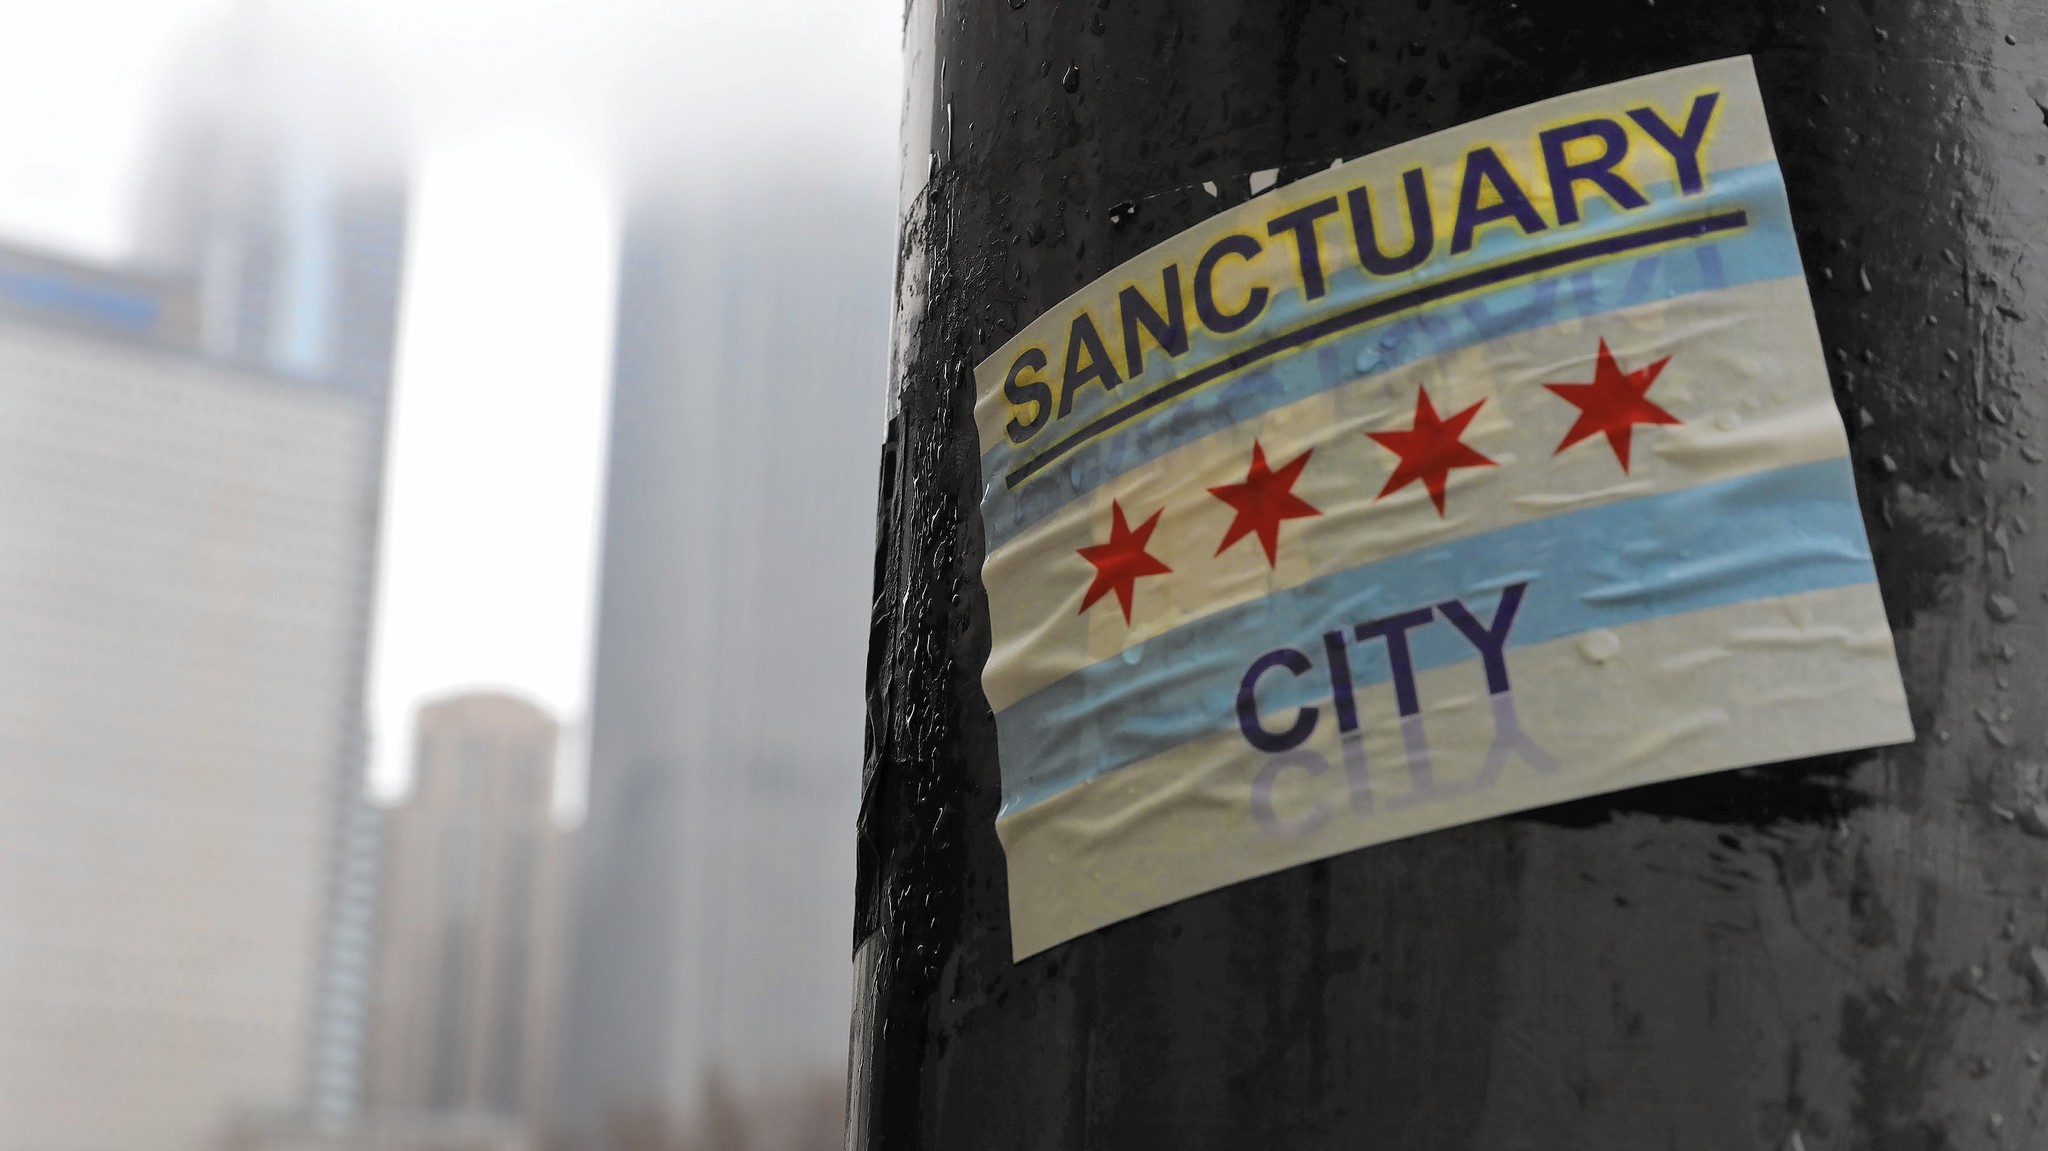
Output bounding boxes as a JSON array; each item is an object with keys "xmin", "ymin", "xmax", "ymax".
[
  {"xmin": 1367, "ymin": 385, "xmax": 1496, "ymax": 516},
  {"xmin": 1544, "ymin": 339, "xmax": 1680, "ymax": 471},
  {"xmin": 1077, "ymin": 500, "xmax": 1172, "ymax": 624},
  {"xmin": 1208, "ymin": 440, "xmax": 1321, "ymax": 566}
]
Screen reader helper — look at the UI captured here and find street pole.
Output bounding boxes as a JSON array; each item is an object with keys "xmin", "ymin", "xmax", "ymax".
[{"xmin": 854, "ymin": 2, "xmax": 2048, "ymax": 1146}]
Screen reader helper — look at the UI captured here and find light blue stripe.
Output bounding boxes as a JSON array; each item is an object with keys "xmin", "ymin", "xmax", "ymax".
[
  {"xmin": 981, "ymin": 161, "xmax": 1803, "ymax": 553},
  {"xmin": 996, "ymin": 457, "xmax": 1876, "ymax": 814},
  {"xmin": 0, "ymin": 266, "xmax": 160, "ymax": 332}
]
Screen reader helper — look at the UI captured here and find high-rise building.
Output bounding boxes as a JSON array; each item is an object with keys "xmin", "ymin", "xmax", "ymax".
[
  {"xmin": 366, "ymin": 692, "xmax": 573, "ymax": 1131},
  {"xmin": 134, "ymin": 3, "xmax": 409, "ymax": 406},
  {"xmin": 0, "ymin": 14, "xmax": 411, "ymax": 1145},
  {"xmin": 548, "ymin": 177, "xmax": 893, "ymax": 1148},
  {"xmin": 133, "ymin": 15, "xmax": 411, "ymax": 1128},
  {"xmin": 137, "ymin": 117, "xmax": 408, "ymax": 402},
  {"xmin": 0, "ymin": 238, "xmax": 380, "ymax": 1151}
]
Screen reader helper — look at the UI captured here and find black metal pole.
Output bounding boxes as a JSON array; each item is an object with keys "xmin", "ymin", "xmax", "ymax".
[{"xmin": 855, "ymin": 2, "xmax": 2046, "ymax": 1146}]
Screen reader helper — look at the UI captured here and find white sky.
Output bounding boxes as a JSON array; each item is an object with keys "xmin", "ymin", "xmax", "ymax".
[
  {"xmin": 0, "ymin": 0, "xmax": 902, "ymax": 808},
  {"xmin": 376, "ymin": 131, "xmax": 619, "ymax": 811}
]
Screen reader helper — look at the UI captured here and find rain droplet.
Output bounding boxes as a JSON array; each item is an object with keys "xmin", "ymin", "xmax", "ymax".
[
  {"xmin": 1061, "ymin": 63, "xmax": 1080, "ymax": 93},
  {"xmin": 1578, "ymin": 630, "xmax": 1622, "ymax": 664},
  {"xmin": 1988, "ymin": 593, "xmax": 2020, "ymax": 622}
]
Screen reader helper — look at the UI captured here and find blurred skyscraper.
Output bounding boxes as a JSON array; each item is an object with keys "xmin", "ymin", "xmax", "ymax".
[
  {"xmin": 549, "ymin": 176, "xmax": 893, "ymax": 1149},
  {"xmin": 0, "ymin": 238, "xmax": 378, "ymax": 1151},
  {"xmin": 152, "ymin": 133, "xmax": 409, "ymax": 1133},
  {"xmin": 367, "ymin": 692, "xmax": 573, "ymax": 1132},
  {"xmin": 139, "ymin": 136, "xmax": 409, "ymax": 400},
  {"xmin": 132, "ymin": 15, "xmax": 411, "ymax": 1131},
  {"xmin": 135, "ymin": 10, "xmax": 408, "ymax": 404},
  {"xmin": 0, "ymin": 15, "xmax": 409, "ymax": 1149}
]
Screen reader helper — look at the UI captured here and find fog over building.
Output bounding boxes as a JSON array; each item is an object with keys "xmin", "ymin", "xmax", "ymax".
[
  {"xmin": 0, "ymin": 16, "xmax": 411, "ymax": 1148},
  {"xmin": 549, "ymin": 176, "xmax": 893, "ymax": 1147},
  {"xmin": 135, "ymin": 6, "xmax": 408, "ymax": 404},
  {"xmin": 132, "ymin": 13, "xmax": 411, "ymax": 1129},
  {"xmin": 0, "ymin": 240, "xmax": 377, "ymax": 1151},
  {"xmin": 367, "ymin": 692, "xmax": 573, "ymax": 1130}
]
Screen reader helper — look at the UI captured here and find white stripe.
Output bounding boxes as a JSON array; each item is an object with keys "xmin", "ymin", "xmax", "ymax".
[
  {"xmin": 984, "ymin": 275, "xmax": 1845, "ymax": 713},
  {"xmin": 996, "ymin": 583, "xmax": 1910, "ymax": 958}
]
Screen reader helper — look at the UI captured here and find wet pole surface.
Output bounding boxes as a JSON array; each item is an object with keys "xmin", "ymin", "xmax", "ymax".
[{"xmin": 853, "ymin": 2, "xmax": 2048, "ymax": 1146}]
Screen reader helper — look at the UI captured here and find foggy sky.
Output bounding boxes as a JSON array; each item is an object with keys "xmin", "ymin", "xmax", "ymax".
[
  {"xmin": 0, "ymin": 0, "xmax": 901, "ymax": 257},
  {"xmin": 0, "ymin": 0, "xmax": 904, "ymax": 802}
]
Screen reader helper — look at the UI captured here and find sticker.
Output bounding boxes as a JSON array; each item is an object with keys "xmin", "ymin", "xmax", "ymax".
[{"xmin": 972, "ymin": 57, "xmax": 1912, "ymax": 960}]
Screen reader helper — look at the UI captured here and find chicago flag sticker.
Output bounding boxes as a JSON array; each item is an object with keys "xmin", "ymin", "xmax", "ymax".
[{"xmin": 970, "ymin": 57, "xmax": 1912, "ymax": 960}]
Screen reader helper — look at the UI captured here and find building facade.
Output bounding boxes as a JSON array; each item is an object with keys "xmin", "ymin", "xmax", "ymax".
[
  {"xmin": 0, "ymin": 18, "xmax": 411, "ymax": 1145},
  {"xmin": 549, "ymin": 177, "xmax": 893, "ymax": 1148},
  {"xmin": 0, "ymin": 247, "xmax": 379, "ymax": 1151},
  {"xmin": 367, "ymin": 693, "xmax": 573, "ymax": 1131}
]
